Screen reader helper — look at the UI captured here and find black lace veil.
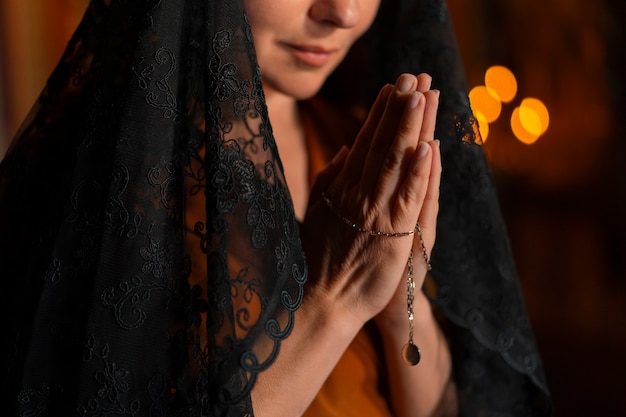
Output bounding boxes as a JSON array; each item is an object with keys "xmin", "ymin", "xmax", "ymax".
[{"xmin": 0, "ymin": 0, "xmax": 551, "ymax": 416}]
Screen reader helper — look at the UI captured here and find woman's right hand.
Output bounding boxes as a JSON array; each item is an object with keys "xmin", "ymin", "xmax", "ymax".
[{"xmin": 300, "ymin": 73, "xmax": 441, "ymax": 326}]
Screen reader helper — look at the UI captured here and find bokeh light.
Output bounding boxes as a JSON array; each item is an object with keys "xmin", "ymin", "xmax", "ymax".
[
  {"xmin": 520, "ymin": 97, "xmax": 549, "ymax": 135},
  {"xmin": 510, "ymin": 97, "xmax": 550, "ymax": 145},
  {"xmin": 471, "ymin": 66, "xmax": 548, "ymax": 146},
  {"xmin": 474, "ymin": 111, "xmax": 490, "ymax": 142},
  {"xmin": 485, "ymin": 65, "xmax": 518, "ymax": 103},
  {"xmin": 469, "ymin": 85, "xmax": 502, "ymax": 123},
  {"xmin": 511, "ymin": 107, "xmax": 540, "ymax": 144}
]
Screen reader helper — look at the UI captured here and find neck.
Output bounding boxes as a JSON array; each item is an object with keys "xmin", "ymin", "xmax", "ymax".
[
  {"xmin": 263, "ymin": 86, "xmax": 309, "ymax": 220},
  {"xmin": 264, "ymin": 88, "xmax": 299, "ymax": 138}
]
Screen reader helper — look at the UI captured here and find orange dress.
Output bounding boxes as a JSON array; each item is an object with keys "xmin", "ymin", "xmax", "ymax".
[{"xmin": 302, "ymin": 324, "xmax": 394, "ymax": 416}]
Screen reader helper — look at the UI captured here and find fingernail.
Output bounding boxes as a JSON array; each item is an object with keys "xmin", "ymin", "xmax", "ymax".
[
  {"xmin": 418, "ymin": 142, "xmax": 429, "ymax": 158},
  {"xmin": 434, "ymin": 139, "xmax": 440, "ymax": 148},
  {"xmin": 408, "ymin": 91, "xmax": 422, "ymax": 109},
  {"xmin": 396, "ymin": 74, "xmax": 413, "ymax": 93}
]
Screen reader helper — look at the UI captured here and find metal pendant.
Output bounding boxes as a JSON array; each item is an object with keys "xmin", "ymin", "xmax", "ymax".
[{"xmin": 402, "ymin": 342, "xmax": 421, "ymax": 366}]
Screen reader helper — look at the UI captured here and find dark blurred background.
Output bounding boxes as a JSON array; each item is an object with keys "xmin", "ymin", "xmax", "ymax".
[
  {"xmin": 1, "ymin": 1, "xmax": 625, "ymax": 416},
  {"xmin": 451, "ymin": 1, "xmax": 626, "ymax": 416}
]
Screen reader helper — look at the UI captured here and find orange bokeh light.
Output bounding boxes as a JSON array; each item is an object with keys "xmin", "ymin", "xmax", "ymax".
[
  {"xmin": 474, "ymin": 111, "xmax": 490, "ymax": 142},
  {"xmin": 485, "ymin": 65, "xmax": 518, "ymax": 103},
  {"xmin": 471, "ymin": 66, "xmax": 548, "ymax": 145},
  {"xmin": 511, "ymin": 107, "xmax": 540, "ymax": 145},
  {"xmin": 469, "ymin": 86, "xmax": 502, "ymax": 123},
  {"xmin": 520, "ymin": 98, "xmax": 549, "ymax": 135}
]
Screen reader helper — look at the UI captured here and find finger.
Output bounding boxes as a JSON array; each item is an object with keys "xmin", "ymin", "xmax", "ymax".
[
  {"xmin": 364, "ymin": 74, "xmax": 417, "ymax": 167},
  {"xmin": 373, "ymin": 89, "xmax": 427, "ymax": 208},
  {"xmin": 415, "ymin": 139, "xmax": 442, "ymax": 247},
  {"xmin": 361, "ymin": 74, "xmax": 420, "ymax": 196},
  {"xmin": 415, "ymin": 73, "xmax": 433, "ymax": 93},
  {"xmin": 356, "ymin": 84, "xmax": 394, "ymax": 143},
  {"xmin": 418, "ymin": 89, "xmax": 440, "ymax": 144},
  {"xmin": 342, "ymin": 84, "xmax": 393, "ymax": 185},
  {"xmin": 393, "ymin": 141, "xmax": 432, "ymax": 230}
]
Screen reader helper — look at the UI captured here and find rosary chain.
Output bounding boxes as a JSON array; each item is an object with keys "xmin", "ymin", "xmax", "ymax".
[
  {"xmin": 407, "ymin": 250, "xmax": 416, "ymax": 344},
  {"xmin": 415, "ymin": 223, "xmax": 432, "ymax": 271},
  {"xmin": 321, "ymin": 192, "xmax": 430, "ymax": 365},
  {"xmin": 321, "ymin": 192, "xmax": 416, "ymax": 237}
]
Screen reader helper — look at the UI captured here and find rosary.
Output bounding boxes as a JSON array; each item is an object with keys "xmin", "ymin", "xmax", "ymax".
[{"xmin": 322, "ymin": 193, "xmax": 432, "ymax": 366}]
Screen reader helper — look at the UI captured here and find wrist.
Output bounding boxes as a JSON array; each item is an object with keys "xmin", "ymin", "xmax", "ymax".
[
  {"xmin": 375, "ymin": 291, "xmax": 435, "ymax": 339},
  {"xmin": 300, "ymin": 281, "xmax": 366, "ymax": 341}
]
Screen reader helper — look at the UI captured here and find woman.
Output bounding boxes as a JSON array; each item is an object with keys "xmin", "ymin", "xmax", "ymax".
[{"xmin": 0, "ymin": 0, "xmax": 552, "ymax": 416}]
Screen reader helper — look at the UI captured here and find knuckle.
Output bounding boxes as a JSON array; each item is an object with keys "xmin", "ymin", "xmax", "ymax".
[
  {"xmin": 395, "ymin": 119, "xmax": 415, "ymax": 139},
  {"xmin": 399, "ymin": 186, "xmax": 423, "ymax": 207},
  {"xmin": 410, "ymin": 160, "xmax": 430, "ymax": 180},
  {"xmin": 382, "ymin": 148, "xmax": 404, "ymax": 172}
]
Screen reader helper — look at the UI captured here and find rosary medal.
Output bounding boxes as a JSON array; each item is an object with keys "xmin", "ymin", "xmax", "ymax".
[
  {"xmin": 402, "ymin": 342, "xmax": 421, "ymax": 366},
  {"xmin": 402, "ymin": 249, "xmax": 425, "ymax": 366}
]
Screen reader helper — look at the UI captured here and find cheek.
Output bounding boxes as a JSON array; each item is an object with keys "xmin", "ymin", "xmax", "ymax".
[
  {"xmin": 360, "ymin": 0, "xmax": 382, "ymax": 34},
  {"xmin": 245, "ymin": 1, "xmax": 286, "ymax": 34},
  {"xmin": 245, "ymin": 3, "xmax": 286, "ymax": 58},
  {"xmin": 245, "ymin": 3, "xmax": 270, "ymax": 46}
]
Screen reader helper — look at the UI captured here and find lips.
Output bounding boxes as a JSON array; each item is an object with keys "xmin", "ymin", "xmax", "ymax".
[{"xmin": 283, "ymin": 43, "xmax": 336, "ymax": 67}]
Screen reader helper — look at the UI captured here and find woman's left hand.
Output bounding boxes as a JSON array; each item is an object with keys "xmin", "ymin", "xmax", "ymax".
[{"xmin": 375, "ymin": 73, "xmax": 441, "ymax": 327}]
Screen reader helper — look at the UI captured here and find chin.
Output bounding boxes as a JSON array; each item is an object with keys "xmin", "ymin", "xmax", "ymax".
[
  {"xmin": 262, "ymin": 73, "xmax": 329, "ymax": 101},
  {"xmin": 291, "ymin": 84, "xmax": 325, "ymax": 100}
]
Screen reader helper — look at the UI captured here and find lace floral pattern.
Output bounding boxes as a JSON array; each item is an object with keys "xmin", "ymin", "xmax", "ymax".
[{"xmin": 1, "ymin": 1, "xmax": 304, "ymax": 415}]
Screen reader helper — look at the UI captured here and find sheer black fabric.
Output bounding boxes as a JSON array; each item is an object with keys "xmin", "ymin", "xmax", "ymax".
[
  {"xmin": 1, "ymin": 1, "xmax": 304, "ymax": 415},
  {"xmin": 0, "ymin": 0, "xmax": 551, "ymax": 416}
]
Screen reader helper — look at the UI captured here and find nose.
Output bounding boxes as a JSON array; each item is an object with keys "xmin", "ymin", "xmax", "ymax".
[{"xmin": 309, "ymin": 0, "xmax": 360, "ymax": 28}]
